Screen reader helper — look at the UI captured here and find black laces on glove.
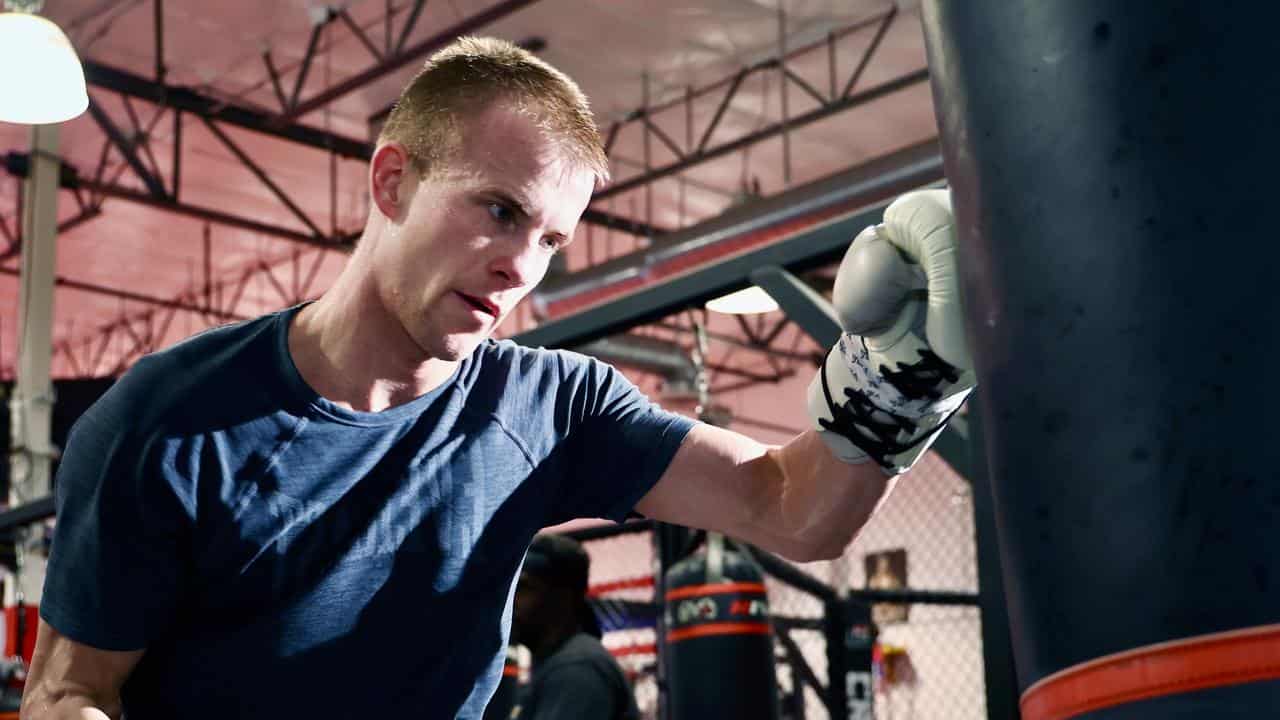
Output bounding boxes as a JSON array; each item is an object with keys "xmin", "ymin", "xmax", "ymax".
[
  {"xmin": 882, "ymin": 348, "xmax": 962, "ymax": 401},
  {"xmin": 818, "ymin": 339, "xmax": 962, "ymax": 470}
]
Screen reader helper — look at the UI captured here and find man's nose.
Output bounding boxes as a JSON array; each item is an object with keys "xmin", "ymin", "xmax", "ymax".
[{"xmin": 489, "ymin": 233, "xmax": 546, "ymax": 289}]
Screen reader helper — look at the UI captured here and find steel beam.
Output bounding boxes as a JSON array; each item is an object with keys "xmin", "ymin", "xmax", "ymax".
[
  {"xmin": 618, "ymin": 11, "xmax": 891, "ymax": 128},
  {"xmin": 290, "ymin": 12, "xmax": 333, "ymax": 110},
  {"xmin": 337, "ymin": 8, "xmax": 384, "ymax": 62},
  {"xmin": 580, "ymin": 208, "xmax": 667, "ymax": 238},
  {"xmin": 394, "ymin": 0, "xmax": 428, "ymax": 55},
  {"xmin": 2, "ymin": 152, "xmax": 354, "ymax": 249},
  {"xmin": 263, "ymin": 51, "xmax": 290, "ymax": 112},
  {"xmin": 0, "ymin": 213, "xmax": 14, "ymax": 248},
  {"xmin": 199, "ymin": 118, "xmax": 325, "ymax": 238},
  {"xmin": 81, "ymin": 60, "xmax": 372, "ymax": 160},
  {"xmin": 72, "ymin": 64, "xmax": 651, "ymax": 238},
  {"xmin": 534, "ymin": 141, "xmax": 943, "ymax": 315},
  {"xmin": 81, "ymin": 55, "xmax": 652, "ymax": 238},
  {"xmin": 0, "ymin": 265, "xmax": 243, "ymax": 318},
  {"xmin": 282, "ymin": 0, "xmax": 540, "ymax": 122},
  {"xmin": 513, "ymin": 201, "xmax": 888, "ymax": 349},
  {"xmin": 843, "ymin": 7, "xmax": 896, "ymax": 97},
  {"xmin": 366, "ymin": 33, "xmax": 553, "ymax": 127},
  {"xmin": 153, "ymin": 0, "xmax": 166, "ymax": 83},
  {"xmin": 748, "ymin": 265, "xmax": 841, "ymax": 347},
  {"xmin": 85, "ymin": 96, "xmax": 168, "ymax": 198},
  {"xmin": 596, "ymin": 68, "xmax": 929, "ymax": 201}
]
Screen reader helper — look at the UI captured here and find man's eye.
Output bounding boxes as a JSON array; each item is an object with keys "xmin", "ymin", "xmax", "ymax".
[
  {"xmin": 487, "ymin": 203, "xmax": 515, "ymax": 225},
  {"xmin": 540, "ymin": 235, "xmax": 565, "ymax": 252}
]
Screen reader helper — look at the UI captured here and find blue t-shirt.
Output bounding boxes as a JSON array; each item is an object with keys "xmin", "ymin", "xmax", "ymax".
[{"xmin": 41, "ymin": 306, "xmax": 695, "ymax": 719}]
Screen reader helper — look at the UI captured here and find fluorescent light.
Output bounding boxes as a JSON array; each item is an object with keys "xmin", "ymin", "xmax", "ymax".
[
  {"xmin": 0, "ymin": 12, "xmax": 88, "ymax": 124},
  {"xmin": 705, "ymin": 285, "xmax": 779, "ymax": 315}
]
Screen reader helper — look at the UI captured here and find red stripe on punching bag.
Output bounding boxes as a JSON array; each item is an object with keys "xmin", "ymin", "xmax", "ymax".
[
  {"xmin": 665, "ymin": 582, "xmax": 767, "ymax": 601},
  {"xmin": 667, "ymin": 621, "xmax": 772, "ymax": 644},
  {"xmin": 1021, "ymin": 623, "xmax": 1280, "ymax": 720}
]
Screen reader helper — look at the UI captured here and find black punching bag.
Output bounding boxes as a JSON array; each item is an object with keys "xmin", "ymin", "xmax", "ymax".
[
  {"xmin": 919, "ymin": 2, "xmax": 1280, "ymax": 718},
  {"xmin": 665, "ymin": 535, "xmax": 779, "ymax": 720}
]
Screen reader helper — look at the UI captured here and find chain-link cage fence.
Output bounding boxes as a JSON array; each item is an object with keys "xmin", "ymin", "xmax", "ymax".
[
  {"xmin": 766, "ymin": 451, "xmax": 984, "ymax": 720},
  {"xmin": 578, "ymin": 525, "xmax": 662, "ymax": 718},
  {"xmin": 565, "ymin": 448, "xmax": 984, "ymax": 720},
  {"xmin": 852, "ymin": 452, "xmax": 983, "ymax": 720}
]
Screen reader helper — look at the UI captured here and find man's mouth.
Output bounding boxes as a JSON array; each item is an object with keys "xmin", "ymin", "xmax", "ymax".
[{"xmin": 455, "ymin": 291, "xmax": 499, "ymax": 317}]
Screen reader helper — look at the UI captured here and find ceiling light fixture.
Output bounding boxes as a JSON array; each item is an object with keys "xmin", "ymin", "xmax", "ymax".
[
  {"xmin": 0, "ymin": 0, "xmax": 88, "ymax": 125},
  {"xmin": 705, "ymin": 285, "xmax": 780, "ymax": 315}
]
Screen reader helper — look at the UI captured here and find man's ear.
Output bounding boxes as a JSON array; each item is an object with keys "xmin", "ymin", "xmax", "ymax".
[{"xmin": 370, "ymin": 143, "xmax": 413, "ymax": 220}]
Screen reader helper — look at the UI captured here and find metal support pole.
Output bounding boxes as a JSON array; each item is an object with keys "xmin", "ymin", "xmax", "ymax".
[
  {"xmin": 8, "ymin": 123, "xmax": 61, "ymax": 612},
  {"xmin": 749, "ymin": 265, "xmax": 840, "ymax": 346},
  {"xmin": 642, "ymin": 72, "xmax": 653, "ymax": 241},
  {"xmin": 777, "ymin": 2, "xmax": 792, "ymax": 187},
  {"xmin": 681, "ymin": 85, "xmax": 692, "ymax": 227},
  {"xmin": 153, "ymin": 0, "xmax": 165, "ymax": 84},
  {"xmin": 823, "ymin": 598, "xmax": 850, "ymax": 718},
  {"xmin": 825, "ymin": 597, "xmax": 875, "ymax": 720}
]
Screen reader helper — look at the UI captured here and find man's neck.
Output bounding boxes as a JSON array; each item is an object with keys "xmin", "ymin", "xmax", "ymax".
[
  {"xmin": 530, "ymin": 625, "xmax": 579, "ymax": 667},
  {"xmin": 287, "ymin": 277, "xmax": 457, "ymax": 413}
]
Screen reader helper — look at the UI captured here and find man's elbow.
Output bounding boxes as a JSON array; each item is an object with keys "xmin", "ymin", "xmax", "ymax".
[
  {"xmin": 806, "ymin": 542, "xmax": 849, "ymax": 563},
  {"xmin": 766, "ymin": 533, "xmax": 850, "ymax": 564},
  {"xmin": 21, "ymin": 692, "xmax": 115, "ymax": 720},
  {"xmin": 20, "ymin": 676, "xmax": 121, "ymax": 720}
]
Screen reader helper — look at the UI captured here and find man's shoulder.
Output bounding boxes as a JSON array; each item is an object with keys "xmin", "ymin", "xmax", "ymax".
[
  {"xmin": 475, "ymin": 339, "xmax": 610, "ymax": 389},
  {"xmin": 542, "ymin": 633, "xmax": 619, "ymax": 671},
  {"xmin": 88, "ymin": 311, "xmax": 288, "ymax": 435},
  {"xmin": 478, "ymin": 338, "xmax": 590, "ymax": 371}
]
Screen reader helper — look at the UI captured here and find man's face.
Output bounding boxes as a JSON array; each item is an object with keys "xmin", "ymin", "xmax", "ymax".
[
  {"xmin": 371, "ymin": 103, "xmax": 596, "ymax": 361},
  {"xmin": 512, "ymin": 571, "xmax": 553, "ymax": 644}
]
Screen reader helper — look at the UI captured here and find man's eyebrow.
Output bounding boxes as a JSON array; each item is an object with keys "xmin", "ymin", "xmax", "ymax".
[
  {"xmin": 485, "ymin": 188, "xmax": 533, "ymax": 219},
  {"xmin": 482, "ymin": 187, "xmax": 570, "ymax": 242}
]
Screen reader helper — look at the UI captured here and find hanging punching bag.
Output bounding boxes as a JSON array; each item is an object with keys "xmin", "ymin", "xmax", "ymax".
[
  {"xmin": 665, "ymin": 534, "xmax": 779, "ymax": 720},
  {"xmin": 918, "ymin": 2, "xmax": 1280, "ymax": 718}
]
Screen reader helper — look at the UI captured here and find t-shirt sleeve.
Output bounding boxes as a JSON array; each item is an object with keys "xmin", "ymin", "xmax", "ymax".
[
  {"xmin": 40, "ymin": 376, "xmax": 193, "ymax": 652},
  {"xmin": 545, "ymin": 352, "xmax": 696, "ymax": 525}
]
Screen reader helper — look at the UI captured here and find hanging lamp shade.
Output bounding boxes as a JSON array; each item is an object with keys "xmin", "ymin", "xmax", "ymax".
[
  {"xmin": 0, "ymin": 11, "xmax": 88, "ymax": 124},
  {"xmin": 705, "ymin": 285, "xmax": 780, "ymax": 315}
]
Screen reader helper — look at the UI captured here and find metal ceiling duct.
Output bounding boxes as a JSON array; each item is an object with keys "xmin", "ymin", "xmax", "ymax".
[
  {"xmin": 575, "ymin": 333, "xmax": 742, "ymax": 425},
  {"xmin": 574, "ymin": 333, "xmax": 695, "ymax": 382},
  {"xmin": 532, "ymin": 140, "xmax": 944, "ymax": 320}
]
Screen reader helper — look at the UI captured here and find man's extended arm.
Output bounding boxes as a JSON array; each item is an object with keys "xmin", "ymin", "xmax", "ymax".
[
  {"xmin": 637, "ymin": 190, "xmax": 973, "ymax": 561},
  {"xmin": 635, "ymin": 424, "xmax": 893, "ymax": 561},
  {"xmin": 21, "ymin": 619, "xmax": 142, "ymax": 720}
]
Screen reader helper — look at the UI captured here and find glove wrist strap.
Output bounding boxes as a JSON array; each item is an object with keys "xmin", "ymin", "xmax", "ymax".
[{"xmin": 817, "ymin": 336, "xmax": 972, "ymax": 474}]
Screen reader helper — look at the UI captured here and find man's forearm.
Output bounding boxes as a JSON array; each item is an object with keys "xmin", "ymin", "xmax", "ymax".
[
  {"xmin": 749, "ymin": 429, "xmax": 895, "ymax": 561},
  {"xmin": 634, "ymin": 423, "xmax": 894, "ymax": 563},
  {"xmin": 21, "ymin": 692, "xmax": 116, "ymax": 720}
]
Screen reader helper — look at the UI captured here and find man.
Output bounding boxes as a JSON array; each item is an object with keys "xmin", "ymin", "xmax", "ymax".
[
  {"xmin": 20, "ymin": 37, "xmax": 971, "ymax": 719},
  {"xmin": 509, "ymin": 534, "xmax": 638, "ymax": 720}
]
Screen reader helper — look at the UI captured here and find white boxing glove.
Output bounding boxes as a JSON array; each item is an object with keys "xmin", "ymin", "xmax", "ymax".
[{"xmin": 806, "ymin": 189, "xmax": 975, "ymax": 474}]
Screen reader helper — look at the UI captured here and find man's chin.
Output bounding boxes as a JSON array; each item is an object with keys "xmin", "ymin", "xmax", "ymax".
[{"xmin": 431, "ymin": 331, "xmax": 490, "ymax": 361}]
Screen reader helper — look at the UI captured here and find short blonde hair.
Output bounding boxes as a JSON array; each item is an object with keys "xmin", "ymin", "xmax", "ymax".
[{"xmin": 377, "ymin": 36, "xmax": 609, "ymax": 184}]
